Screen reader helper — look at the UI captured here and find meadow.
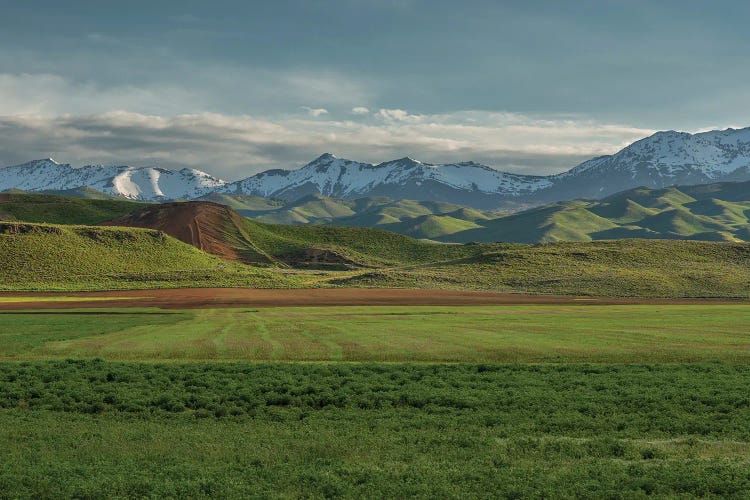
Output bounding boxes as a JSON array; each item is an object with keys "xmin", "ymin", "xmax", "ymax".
[
  {"xmin": 2, "ymin": 304, "xmax": 750, "ymax": 497},
  {"xmin": 0, "ymin": 304, "xmax": 749, "ymax": 362}
]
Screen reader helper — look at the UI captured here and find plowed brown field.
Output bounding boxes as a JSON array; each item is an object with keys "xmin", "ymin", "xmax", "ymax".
[{"xmin": 0, "ymin": 288, "xmax": 746, "ymax": 310}]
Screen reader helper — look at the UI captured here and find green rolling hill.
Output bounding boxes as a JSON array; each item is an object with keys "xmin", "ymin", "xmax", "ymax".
[
  {"xmin": 0, "ymin": 192, "xmax": 144, "ymax": 225},
  {"xmin": 197, "ymin": 192, "xmax": 286, "ymax": 211},
  {"xmin": 2, "ymin": 198, "xmax": 750, "ymax": 297},
  {"xmin": 6, "ymin": 180, "xmax": 750, "ymax": 244},
  {"xmin": 0, "ymin": 221, "xmax": 292, "ymax": 290},
  {"xmin": 102, "ymin": 201, "xmax": 483, "ymax": 269},
  {"xmin": 332, "ymin": 239, "xmax": 750, "ymax": 298},
  {"xmin": 217, "ymin": 180, "xmax": 750, "ymax": 243}
]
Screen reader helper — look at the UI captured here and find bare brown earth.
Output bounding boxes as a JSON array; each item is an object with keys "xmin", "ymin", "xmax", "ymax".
[
  {"xmin": 102, "ymin": 201, "xmax": 268, "ymax": 263},
  {"xmin": 0, "ymin": 288, "xmax": 747, "ymax": 310}
]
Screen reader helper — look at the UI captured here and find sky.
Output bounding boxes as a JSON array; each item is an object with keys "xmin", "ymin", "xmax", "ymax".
[{"xmin": 1, "ymin": 0, "xmax": 749, "ymax": 179}]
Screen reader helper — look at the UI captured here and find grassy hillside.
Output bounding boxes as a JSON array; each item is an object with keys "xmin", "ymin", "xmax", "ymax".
[
  {"xmin": 242, "ymin": 193, "xmax": 498, "ymax": 239},
  {"xmin": 197, "ymin": 192, "xmax": 285, "ymax": 211},
  {"xmin": 7, "ymin": 180, "xmax": 750, "ymax": 244},
  {"xmin": 4, "ymin": 194, "xmax": 750, "ymax": 296},
  {"xmin": 40, "ymin": 186, "xmax": 123, "ymax": 200},
  {"xmin": 230, "ymin": 181, "xmax": 750, "ymax": 243},
  {"xmin": 332, "ymin": 239, "xmax": 750, "ymax": 297},
  {"xmin": 0, "ymin": 192, "xmax": 144, "ymax": 225},
  {"xmin": 380, "ymin": 214, "xmax": 482, "ymax": 239},
  {"xmin": 447, "ymin": 202, "xmax": 619, "ymax": 243},
  {"xmin": 236, "ymin": 217, "xmax": 481, "ymax": 267},
  {"xmin": 104, "ymin": 201, "xmax": 483, "ymax": 268},
  {"xmin": 3, "ymin": 218, "xmax": 750, "ymax": 296},
  {"xmin": 0, "ymin": 222, "xmax": 294, "ymax": 290}
]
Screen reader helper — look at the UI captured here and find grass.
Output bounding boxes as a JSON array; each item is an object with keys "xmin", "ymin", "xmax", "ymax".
[
  {"xmin": 1, "ymin": 304, "xmax": 749, "ymax": 362},
  {"xmin": 237, "ymin": 216, "xmax": 481, "ymax": 266},
  {"xmin": 2, "ymin": 305, "xmax": 750, "ymax": 496},
  {"xmin": 1, "ymin": 361, "xmax": 750, "ymax": 497},
  {"xmin": 333, "ymin": 239, "xmax": 750, "ymax": 297},
  {"xmin": 217, "ymin": 181, "xmax": 750, "ymax": 243},
  {"xmin": 0, "ymin": 192, "xmax": 144, "ymax": 224},
  {"xmin": 0, "ymin": 222, "xmax": 299, "ymax": 291},
  {"xmin": 4, "ymin": 219, "xmax": 750, "ymax": 297}
]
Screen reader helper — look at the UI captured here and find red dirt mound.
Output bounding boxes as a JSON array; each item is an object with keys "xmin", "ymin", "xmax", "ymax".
[{"xmin": 102, "ymin": 201, "xmax": 270, "ymax": 264}]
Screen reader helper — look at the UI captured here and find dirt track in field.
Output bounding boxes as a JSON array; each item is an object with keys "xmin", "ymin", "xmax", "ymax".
[{"xmin": 0, "ymin": 288, "xmax": 748, "ymax": 310}]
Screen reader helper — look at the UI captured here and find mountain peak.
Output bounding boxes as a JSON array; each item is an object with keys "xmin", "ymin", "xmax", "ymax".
[
  {"xmin": 397, "ymin": 156, "xmax": 421, "ymax": 164},
  {"xmin": 313, "ymin": 153, "xmax": 337, "ymax": 162},
  {"xmin": 24, "ymin": 158, "xmax": 63, "ymax": 167}
]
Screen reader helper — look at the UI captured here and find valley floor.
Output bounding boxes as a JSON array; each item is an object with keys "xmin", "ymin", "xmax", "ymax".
[{"xmin": 1, "ymin": 299, "xmax": 749, "ymax": 497}]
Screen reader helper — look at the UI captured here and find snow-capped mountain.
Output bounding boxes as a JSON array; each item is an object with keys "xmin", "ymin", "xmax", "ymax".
[
  {"xmin": 540, "ymin": 127, "xmax": 750, "ymax": 202},
  {"xmin": 219, "ymin": 154, "xmax": 551, "ymax": 207},
  {"xmin": 219, "ymin": 127, "xmax": 750, "ymax": 207},
  {"xmin": 3, "ymin": 127, "xmax": 750, "ymax": 207},
  {"xmin": 0, "ymin": 159, "xmax": 226, "ymax": 200}
]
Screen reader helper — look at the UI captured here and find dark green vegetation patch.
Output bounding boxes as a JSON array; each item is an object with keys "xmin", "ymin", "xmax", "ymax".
[{"xmin": 1, "ymin": 361, "xmax": 750, "ymax": 497}]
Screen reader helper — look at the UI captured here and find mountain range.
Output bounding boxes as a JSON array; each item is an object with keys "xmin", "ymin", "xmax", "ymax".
[{"xmin": 2, "ymin": 127, "xmax": 750, "ymax": 209}]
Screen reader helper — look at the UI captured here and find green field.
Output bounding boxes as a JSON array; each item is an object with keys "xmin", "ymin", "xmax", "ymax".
[
  {"xmin": 1, "ymin": 304, "xmax": 749, "ymax": 363},
  {"xmin": 2, "ymin": 304, "xmax": 750, "ymax": 497},
  {"xmin": 2, "ymin": 361, "xmax": 750, "ymax": 497}
]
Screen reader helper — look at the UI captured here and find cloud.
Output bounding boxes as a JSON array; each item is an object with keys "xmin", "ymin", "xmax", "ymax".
[
  {"xmin": 351, "ymin": 107, "xmax": 370, "ymax": 115},
  {"xmin": 301, "ymin": 107, "xmax": 329, "ymax": 117},
  {"xmin": 375, "ymin": 108, "xmax": 423, "ymax": 123},
  {"xmin": 0, "ymin": 110, "xmax": 657, "ymax": 180}
]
